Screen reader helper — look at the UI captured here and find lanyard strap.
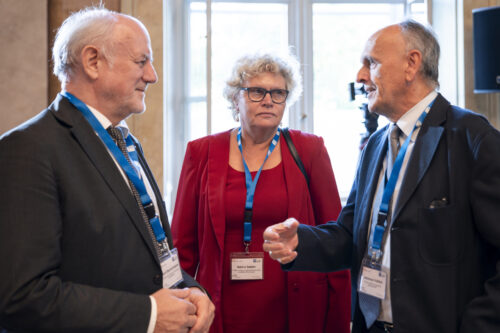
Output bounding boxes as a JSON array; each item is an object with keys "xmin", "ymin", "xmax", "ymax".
[
  {"xmin": 61, "ymin": 92, "xmax": 167, "ymax": 244},
  {"xmin": 124, "ymin": 135, "xmax": 142, "ymax": 176},
  {"xmin": 237, "ymin": 127, "xmax": 280, "ymax": 244},
  {"xmin": 371, "ymin": 100, "xmax": 435, "ymax": 252}
]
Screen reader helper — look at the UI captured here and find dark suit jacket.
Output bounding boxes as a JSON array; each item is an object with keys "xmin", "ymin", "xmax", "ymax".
[
  {"xmin": 171, "ymin": 130, "xmax": 351, "ymax": 333},
  {"xmin": 0, "ymin": 94, "xmax": 200, "ymax": 332},
  {"xmin": 287, "ymin": 94, "xmax": 500, "ymax": 332}
]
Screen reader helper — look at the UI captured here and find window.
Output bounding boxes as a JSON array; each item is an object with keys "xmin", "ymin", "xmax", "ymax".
[
  {"xmin": 187, "ymin": 1, "xmax": 290, "ymax": 140},
  {"xmin": 164, "ymin": 0, "xmax": 428, "ymax": 212}
]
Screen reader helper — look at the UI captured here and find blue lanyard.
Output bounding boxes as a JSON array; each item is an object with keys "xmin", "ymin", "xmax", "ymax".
[
  {"xmin": 123, "ymin": 135, "xmax": 142, "ymax": 176},
  {"xmin": 61, "ymin": 92, "xmax": 167, "ymax": 244},
  {"xmin": 371, "ymin": 100, "xmax": 435, "ymax": 252},
  {"xmin": 237, "ymin": 127, "xmax": 280, "ymax": 245}
]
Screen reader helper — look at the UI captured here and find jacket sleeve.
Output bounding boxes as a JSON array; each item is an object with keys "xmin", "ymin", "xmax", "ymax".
[
  {"xmin": 461, "ymin": 127, "xmax": 500, "ymax": 332},
  {"xmin": 171, "ymin": 141, "xmax": 202, "ymax": 277},
  {"xmin": 306, "ymin": 135, "xmax": 352, "ymax": 332},
  {"xmin": 0, "ymin": 133, "xmax": 151, "ymax": 333}
]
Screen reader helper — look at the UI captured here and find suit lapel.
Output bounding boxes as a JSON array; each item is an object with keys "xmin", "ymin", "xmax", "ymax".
[
  {"xmin": 392, "ymin": 94, "xmax": 448, "ymax": 222},
  {"xmin": 355, "ymin": 128, "xmax": 389, "ymax": 254},
  {"xmin": 51, "ymin": 95, "xmax": 160, "ymax": 263},
  {"xmin": 134, "ymin": 140, "xmax": 170, "ymax": 263},
  {"xmin": 207, "ymin": 131, "xmax": 231, "ymax": 251}
]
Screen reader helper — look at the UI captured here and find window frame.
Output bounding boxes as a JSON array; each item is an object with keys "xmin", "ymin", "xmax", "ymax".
[{"xmin": 163, "ymin": 0, "xmax": 428, "ymax": 213}]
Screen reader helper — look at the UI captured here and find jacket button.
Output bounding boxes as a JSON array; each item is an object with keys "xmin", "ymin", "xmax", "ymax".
[
  {"xmin": 293, "ymin": 283, "xmax": 299, "ymax": 291},
  {"xmin": 153, "ymin": 274, "xmax": 162, "ymax": 286}
]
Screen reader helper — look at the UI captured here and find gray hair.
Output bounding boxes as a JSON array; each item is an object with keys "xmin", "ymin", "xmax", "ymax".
[
  {"xmin": 223, "ymin": 52, "xmax": 303, "ymax": 121},
  {"xmin": 398, "ymin": 19, "xmax": 440, "ymax": 88},
  {"xmin": 52, "ymin": 6, "xmax": 119, "ymax": 83}
]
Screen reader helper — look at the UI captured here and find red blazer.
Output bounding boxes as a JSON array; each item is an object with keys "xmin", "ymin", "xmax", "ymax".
[{"xmin": 172, "ymin": 129, "xmax": 351, "ymax": 333}]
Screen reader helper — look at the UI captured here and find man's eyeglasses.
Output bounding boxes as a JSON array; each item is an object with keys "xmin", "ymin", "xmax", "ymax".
[{"xmin": 240, "ymin": 87, "xmax": 289, "ymax": 104}]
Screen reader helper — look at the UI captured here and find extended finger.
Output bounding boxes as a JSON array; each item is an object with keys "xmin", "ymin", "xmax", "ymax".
[
  {"xmin": 262, "ymin": 241, "xmax": 285, "ymax": 252},
  {"xmin": 263, "ymin": 241, "xmax": 289, "ymax": 253}
]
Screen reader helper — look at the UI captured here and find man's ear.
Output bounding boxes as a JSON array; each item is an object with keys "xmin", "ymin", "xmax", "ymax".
[
  {"xmin": 80, "ymin": 45, "xmax": 100, "ymax": 80},
  {"xmin": 405, "ymin": 49, "xmax": 422, "ymax": 82}
]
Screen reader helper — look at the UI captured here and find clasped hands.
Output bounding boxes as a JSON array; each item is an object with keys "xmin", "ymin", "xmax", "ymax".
[
  {"xmin": 150, "ymin": 217, "xmax": 299, "ymax": 333},
  {"xmin": 152, "ymin": 287, "xmax": 215, "ymax": 333},
  {"xmin": 263, "ymin": 217, "xmax": 300, "ymax": 265}
]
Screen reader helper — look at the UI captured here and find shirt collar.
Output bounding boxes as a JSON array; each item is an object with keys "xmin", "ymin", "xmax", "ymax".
[
  {"xmin": 396, "ymin": 90, "xmax": 438, "ymax": 140},
  {"xmin": 86, "ymin": 105, "xmax": 130, "ymax": 138}
]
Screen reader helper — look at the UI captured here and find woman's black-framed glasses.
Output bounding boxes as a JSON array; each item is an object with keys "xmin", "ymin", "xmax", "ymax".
[{"xmin": 240, "ymin": 87, "xmax": 289, "ymax": 104}]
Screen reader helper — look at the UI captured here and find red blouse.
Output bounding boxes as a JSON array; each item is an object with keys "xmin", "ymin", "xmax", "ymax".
[{"xmin": 222, "ymin": 164, "xmax": 288, "ymax": 332}]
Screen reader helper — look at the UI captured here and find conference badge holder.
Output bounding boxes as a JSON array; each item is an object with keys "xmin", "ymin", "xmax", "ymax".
[
  {"xmin": 230, "ymin": 251, "xmax": 264, "ymax": 280},
  {"xmin": 160, "ymin": 247, "xmax": 184, "ymax": 288},
  {"xmin": 358, "ymin": 255, "xmax": 386, "ymax": 300}
]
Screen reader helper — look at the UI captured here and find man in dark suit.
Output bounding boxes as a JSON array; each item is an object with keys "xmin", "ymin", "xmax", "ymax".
[
  {"xmin": 263, "ymin": 20, "xmax": 500, "ymax": 333},
  {"xmin": 0, "ymin": 7, "xmax": 214, "ymax": 333}
]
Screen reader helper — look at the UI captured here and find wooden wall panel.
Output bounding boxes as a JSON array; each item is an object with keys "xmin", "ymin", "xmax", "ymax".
[{"xmin": 463, "ymin": 0, "xmax": 500, "ymax": 128}]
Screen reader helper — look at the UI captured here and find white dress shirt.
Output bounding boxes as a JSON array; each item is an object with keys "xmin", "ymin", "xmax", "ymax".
[{"xmin": 368, "ymin": 90, "xmax": 438, "ymax": 323}]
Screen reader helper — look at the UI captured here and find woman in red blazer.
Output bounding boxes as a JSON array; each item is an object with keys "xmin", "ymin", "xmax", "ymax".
[{"xmin": 172, "ymin": 53, "xmax": 351, "ymax": 333}]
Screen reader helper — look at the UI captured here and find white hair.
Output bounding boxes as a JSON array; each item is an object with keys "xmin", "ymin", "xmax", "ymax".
[
  {"xmin": 52, "ymin": 6, "xmax": 119, "ymax": 83},
  {"xmin": 399, "ymin": 19, "xmax": 440, "ymax": 88}
]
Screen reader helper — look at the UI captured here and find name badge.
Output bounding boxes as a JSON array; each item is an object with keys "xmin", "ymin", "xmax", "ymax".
[
  {"xmin": 358, "ymin": 265, "xmax": 387, "ymax": 300},
  {"xmin": 230, "ymin": 252, "xmax": 264, "ymax": 280},
  {"xmin": 160, "ymin": 248, "xmax": 184, "ymax": 288}
]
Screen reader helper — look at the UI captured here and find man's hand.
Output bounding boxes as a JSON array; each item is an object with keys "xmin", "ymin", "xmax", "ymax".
[
  {"xmin": 152, "ymin": 288, "xmax": 197, "ymax": 333},
  {"xmin": 263, "ymin": 217, "xmax": 300, "ymax": 265},
  {"xmin": 187, "ymin": 287, "xmax": 215, "ymax": 333}
]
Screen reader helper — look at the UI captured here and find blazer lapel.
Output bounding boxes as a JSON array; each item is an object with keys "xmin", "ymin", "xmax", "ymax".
[
  {"xmin": 51, "ymin": 95, "xmax": 160, "ymax": 262},
  {"xmin": 392, "ymin": 95, "xmax": 448, "ymax": 222},
  {"xmin": 134, "ymin": 140, "xmax": 170, "ymax": 264},
  {"xmin": 207, "ymin": 131, "xmax": 231, "ymax": 251},
  {"xmin": 355, "ymin": 127, "xmax": 389, "ymax": 255}
]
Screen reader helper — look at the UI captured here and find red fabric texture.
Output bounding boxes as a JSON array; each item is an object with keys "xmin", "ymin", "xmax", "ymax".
[
  {"xmin": 222, "ymin": 164, "xmax": 288, "ymax": 332},
  {"xmin": 172, "ymin": 129, "xmax": 351, "ymax": 333}
]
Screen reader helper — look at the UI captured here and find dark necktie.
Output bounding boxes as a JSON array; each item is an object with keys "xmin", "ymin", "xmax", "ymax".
[
  {"xmin": 359, "ymin": 124, "xmax": 401, "ymax": 328},
  {"xmin": 107, "ymin": 126, "xmax": 161, "ymax": 257},
  {"xmin": 387, "ymin": 124, "xmax": 401, "ymax": 175}
]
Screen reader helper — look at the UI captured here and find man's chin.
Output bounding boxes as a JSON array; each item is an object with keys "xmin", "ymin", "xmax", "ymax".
[{"xmin": 132, "ymin": 102, "xmax": 147, "ymax": 114}]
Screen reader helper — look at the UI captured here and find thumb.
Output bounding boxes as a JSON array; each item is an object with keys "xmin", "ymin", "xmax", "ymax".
[
  {"xmin": 169, "ymin": 287, "xmax": 191, "ymax": 299},
  {"xmin": 274, "ymin": 217, "xmax": 299, "ymax": 237}
]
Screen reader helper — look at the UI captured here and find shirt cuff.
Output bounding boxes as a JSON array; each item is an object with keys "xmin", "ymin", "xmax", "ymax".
[{"xmin": 147, "ymin": 296, "xmax": 157, "ymax": 333}]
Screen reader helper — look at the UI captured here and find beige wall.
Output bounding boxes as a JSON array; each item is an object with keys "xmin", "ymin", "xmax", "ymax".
[
  {"xmin": 0, "ymin": 0, "xmax": 48, "ymax": 135},
  {"xmin": 121, "ymin": 0, "xmax": 164, "ymax": 191}
]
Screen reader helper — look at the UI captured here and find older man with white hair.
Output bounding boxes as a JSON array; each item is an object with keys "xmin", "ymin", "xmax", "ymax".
[
  {"xmin": 0, "ymin": 7, "xmax": 214, "ymax": 333},
  {"xmin": 264, "ymin": 20, "xmax": 500, "ymax": 333}
]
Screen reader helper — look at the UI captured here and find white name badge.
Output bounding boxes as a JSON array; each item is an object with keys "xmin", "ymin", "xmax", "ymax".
[
  {"xmin": 358, "ymin": 265, "xmax": 387, "ymax": 300},
  {"xmin": 230, "ymin": 252, "xmax": 264, "ymax": 280},
  {"xmin": 160, "ymin": 248, "xmax": 184, "ymax": 288}
]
